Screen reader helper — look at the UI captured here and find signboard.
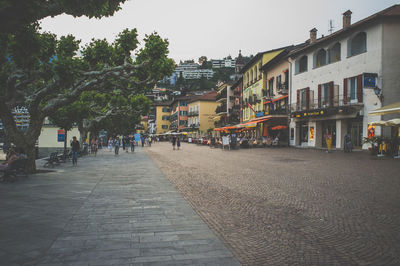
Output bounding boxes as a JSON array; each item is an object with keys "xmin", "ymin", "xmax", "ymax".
[
  {"xmin": 222, "ymin": 136, "xmax": 230, "ymax": 150},
  {"xmin": 363, "ymin": 73, "xmax": 377, "ymax": 88},
  {"xmin": 57, "ymin": 129, "xmax": 65, "ymax": 142},
  {"xmin": 309, "ymin": 127, "xmax": 314, "ymax": 140},
  {"xmin": 292, "ymin": 110, "xmax": 325, "ymax": 118}
]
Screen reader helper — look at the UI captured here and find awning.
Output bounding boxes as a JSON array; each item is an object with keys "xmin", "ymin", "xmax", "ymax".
[
  {"xmin": 369, "ymin": 120, "xmax": 389, "ymax": 126},
  {"xmin": 271, "ymin": 125, "xmax": 288, "ymax": 130},
  {"xmin": 235, "ymin": 117, "xmax": 271, "ymax": 128},
  {"xmin": 387, "ymin": 118, "xmax": 400, "ymax": 126},
  {"xmin": 369, "ymin": 101, "xmax": 400, "ymax": 116},
  {"xmin": 264, "ymin": 95, "xmax": 288, "ymax": 104},
  {"xmin": 213, "ymin": 126, "xmax": 240, "ymax": 131}
]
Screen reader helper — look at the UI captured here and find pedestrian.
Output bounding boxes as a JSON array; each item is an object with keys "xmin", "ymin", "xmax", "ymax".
[
  {"xmin": 0, "ymin": 148, "xmax": 20, "ymax": 170},
  {"xmin": 344, "ymin": 132, "xmax": 352, "ymax": 153},
  {"xmin": 324, "ymin": 129, "xmax": 333, "ymax": 153},
  {"xmin": 91, "ymin": 138, "xmax": 98, "ymax": 156},
  {"xmin": 71, "ymin": 136, "xmax": 80, "ymax": 166},
  {"xmin": 172, "ymin": 136, "xmax": 176, "ymax": 150},
  {"xmin": 177, "ymin": 137, "xmax": 181, "ymax": 150},
  {"xmin": 114, "ymin": 137, "xmax": 120, "ymax": 155},
  {"xmin": 130, "ymin": 137, "xmax": 135, "ymax": 152},
  {"xmin": 141, "ymin": 136, "xmax": 145, "ymax": 147},
  {"xmin": 108, "ymin": 138, "xmax": 113, "ymax": 152}
]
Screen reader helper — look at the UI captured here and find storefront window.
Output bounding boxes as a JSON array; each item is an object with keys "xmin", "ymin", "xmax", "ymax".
[{"xmin": 309, "ymin": 127, "xmax": 315, "ymax": 140}]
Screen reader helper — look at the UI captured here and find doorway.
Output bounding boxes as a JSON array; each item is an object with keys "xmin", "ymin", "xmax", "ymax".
[
  {"xmin": 322, "ymin": 121, "xmax": 336, "ymax": 148},
  {"xmin": 350, "ymin": 122, "xmax": 363, "ymax": 148}
]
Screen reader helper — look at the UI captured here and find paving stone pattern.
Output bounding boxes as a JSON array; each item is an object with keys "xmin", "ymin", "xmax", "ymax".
[
  {"xmin": 146, "ymin": 142, "xmax": 400, "ymax": 265},
  {"xmin": 0, "ymin": 148, "xmax": 239, "ymax": 266}
]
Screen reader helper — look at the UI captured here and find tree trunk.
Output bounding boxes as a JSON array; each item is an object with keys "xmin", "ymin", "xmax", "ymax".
[{"xmin": 23, "ymin": 142, "xmax": 37, "ymax": 173}]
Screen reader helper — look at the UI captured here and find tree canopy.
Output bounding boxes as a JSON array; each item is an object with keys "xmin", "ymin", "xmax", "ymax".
[
  {"xmin": 0, "ymin": 2, "xmax": 175, "ymax": 172},
  {"xmin": 0, "ymin": 0, "xmax": 128, "ymax": 33}
]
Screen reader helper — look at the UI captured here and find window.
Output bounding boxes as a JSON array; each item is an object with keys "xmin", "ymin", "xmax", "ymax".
[
  {"xmin": 321, "ymin": 83, "xmax": 330, "ymax": 106},
  {"xmin": 300, "ymin": 88, "xmax": 308, "ymax": 110},
  {"xmin": 328, "ymin": 42, "xmax": 341, "ymax": 63},
  {"xmin": 315, "ymin": 49, "xmax": 327, "ymax": 68},
  {"xmin": 162, "ymin": 115, "xmax": 169, "ymax": 120},
  {"xmin": 162, "ymin": 125, "xmax": 168, "ymax": 129},
  {"xmin": 297, "ymin": 56, "xmax": 308, "ymax": 74},
  {"xmin": 347, "ymin": 77, "xmax": 358, "ymax": 102},
  {"xmin": 276, "ymin": 75, "xmax": 282, "ymax": 91},
  {"xmin": 348, "ymin": 32, "xmax": 367, "ymax": 57},
  {"xmin": 268, "ymin": 77, "xmax": 274, "ymax": 96}
]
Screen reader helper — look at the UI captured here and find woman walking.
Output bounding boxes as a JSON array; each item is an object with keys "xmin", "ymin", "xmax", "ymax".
[
  {"xmin": 172, "ymin": 136, "xmax": 176, "ymax": 150},
  {"xmin": 177, "ymin": 137, "xmax": 181, "ymax": 150}
]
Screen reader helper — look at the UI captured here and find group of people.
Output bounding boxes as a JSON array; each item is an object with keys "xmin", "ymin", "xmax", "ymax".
[
  {"xmin": 171, "ymin": 136, "xmax": 181, "ymax": 150},
  {"xmin": 0, "ymin": 148, "xmax": 26, "ymax": 171},
  {"xmin": 107, "ymin": 136, "xmax": 136, "ymax": 155}
]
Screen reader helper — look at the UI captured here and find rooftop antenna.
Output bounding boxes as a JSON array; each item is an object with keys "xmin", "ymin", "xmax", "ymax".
[{"xmin": 328, "ymin": 19, "xmax": 335, "ymax": 35}]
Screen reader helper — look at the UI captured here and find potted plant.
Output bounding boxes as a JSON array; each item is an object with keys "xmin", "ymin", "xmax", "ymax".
[{"xmin": 363, "ymin": 136, "xmax": 379, "ymax": 155}]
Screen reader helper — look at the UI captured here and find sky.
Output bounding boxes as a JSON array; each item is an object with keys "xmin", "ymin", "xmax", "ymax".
[{"xmin": 40, "ymin": 0, "xmax": 399, "ymax": 63}]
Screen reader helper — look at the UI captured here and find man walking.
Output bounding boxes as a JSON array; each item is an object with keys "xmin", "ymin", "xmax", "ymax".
[{"xmin": 71, "ymin": 136, "xmax": 80, "ymax": 166}]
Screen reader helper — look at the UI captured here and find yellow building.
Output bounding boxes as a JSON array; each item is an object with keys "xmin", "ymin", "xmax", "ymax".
[
  {"xmin": 187, "ymin": 91, "xmax": 218, "ymax": 136},
  {"xmin": 136, "ymin": 116, "xmax": 148, "ymax": 135},
  {"xmin": 241, "ymin": 48, "xmax": 286, "ymax": 121},
  {"xmin": 155, "ymin": 101, "xmax": 172, "ymax": 134}
]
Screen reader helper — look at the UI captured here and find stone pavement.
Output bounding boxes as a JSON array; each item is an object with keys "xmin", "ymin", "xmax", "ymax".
[
  {"xmin": 146, "ymin": 142, "xmax": 400, "ymax": 265},
  {"xmin": 0, "ymin": 148, "xmax": 240, "ymax": 265}
]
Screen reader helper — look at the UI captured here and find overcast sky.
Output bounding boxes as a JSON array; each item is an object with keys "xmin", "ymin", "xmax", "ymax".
[{"xmin": 40, "ymin": 0, "xmax": 399, "ymax": 63}]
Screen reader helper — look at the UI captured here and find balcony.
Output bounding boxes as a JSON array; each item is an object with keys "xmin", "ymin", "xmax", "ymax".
[
  {"xmin": 215, "ymin": 105, "xmax": 227, "ymax": 115},
  {"xmin": 277, "ymin": 83, "xmax": 288, "ymax": 95},
  {"xmin": 290, "ymin": 94, "xmax": 363, "ymax": 113},
  {"xmin": 216, "ymin": 92, "xmax": 227, "ymax": 102},
  {"xmin": 188, "ymin": 110, "xmax": 199, "ymax": 117}
]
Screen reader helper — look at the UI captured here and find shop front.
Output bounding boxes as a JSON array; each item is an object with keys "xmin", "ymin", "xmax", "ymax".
[{"xmin": 291, "ymin": 106, "xmax": 363, "ymax": 149}]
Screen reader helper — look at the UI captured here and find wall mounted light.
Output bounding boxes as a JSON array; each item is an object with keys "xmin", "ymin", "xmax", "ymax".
[{"xmin": 373, "ymin": 86, "xmax": 383, "ymax": 103}]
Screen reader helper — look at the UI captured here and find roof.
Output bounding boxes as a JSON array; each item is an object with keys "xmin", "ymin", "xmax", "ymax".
[
  {"xmin": 260, "ymin": 43, "xmax": 307, "ymax": 71},
  {"xmin": 154, "ymin": 101, "xmax": 172, "ymax": 106},
  {"xmin": 290, "ymin": 4, "xmax": 400, "ymax": 57},
  {"xmin": 188, "ymin": 91, "xmax": 217, "ymax": 103},
  {"xmin": 240, "ymin": 45, "xmax": 294, "ymax": 74}
]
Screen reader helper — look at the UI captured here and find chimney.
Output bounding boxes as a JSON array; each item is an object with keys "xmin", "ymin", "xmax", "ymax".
[
  {"xmin": 309, "ymin": 28, "xmax": 317, "ymax": 43},
  {"xmin": 343, "ymin": 10, "xmax": 352, "ymax": 28}
]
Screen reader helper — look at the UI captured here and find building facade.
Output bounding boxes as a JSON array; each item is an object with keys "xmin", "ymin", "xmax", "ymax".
[
  {"xmin": 187, "ymin": 91, "xmax": 219, "ymax": 135},
  {"xmin": 169, "ymin": 96, "xmax": 192, "ymax": 132},
  {"xmin": 288, "ymin": 6, "xmax": 400, "ymax": 149},
  {"xmin": 155, "ymin": 102, "xmax": 172, "ymax": 134}
]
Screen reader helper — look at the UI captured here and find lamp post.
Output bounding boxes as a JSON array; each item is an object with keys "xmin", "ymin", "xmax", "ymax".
[{"xmin": 374, "ymin": 86, "xmax": 383, "ymax": 103}]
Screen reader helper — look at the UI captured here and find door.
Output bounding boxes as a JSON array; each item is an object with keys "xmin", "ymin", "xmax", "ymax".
[
  {"xmin": 351, "ymin": 122, "xmax": 363, "ymax": 148},
  {"xmin": 322, "ymin": 122, "xmax": 336, "ymax": 148}
]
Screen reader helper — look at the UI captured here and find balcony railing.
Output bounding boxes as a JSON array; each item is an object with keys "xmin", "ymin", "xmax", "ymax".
[
  {"xmin": 277, "ymin": 83, "xmax": 288, "ymax": 94},
  {"xmin": 290, "ymin": 94, "xmax": 363, "ymax": 112},
  {"xmin": 188, "ymin": 111, "xmax": 199, "ymax": 117},
  {"xmin": 215, "ymin": 105, "xmax": 227, "ymax": 114},
  {"xmin": 216, "ymin": 92, "xmax": 227, "ymax": 102}
]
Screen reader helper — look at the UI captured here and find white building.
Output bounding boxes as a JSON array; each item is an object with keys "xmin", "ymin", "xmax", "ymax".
[
  {"xmin": 288, "ymin": 5, "xmax": 400, "ymax": 150},
  {"xmin": 212, "ymin": 58, "xmax": 236, "ymax": 68},
  {"xmin": 174, "ymin": 61, "xmax": 214, "ymax": 80}
]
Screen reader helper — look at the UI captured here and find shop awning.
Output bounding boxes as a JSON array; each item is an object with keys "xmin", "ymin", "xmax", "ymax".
[
  {"xmin": 235, "ymin": 117, "xmax": 271, "ymax": 128},
  {"xmin": 369, "ymin": 101, "xmax": 400, "ymax": 116},
  {"xmin": 264, "ymin": 95, "xmax": 288, "ymax": 104},
  {"xmin": 213, "ymin": 126, "xmax": 240, "ymax": 131},
  {"xmin": 271, "ymin": 125, "xmax": 288, "ymax": 130}
]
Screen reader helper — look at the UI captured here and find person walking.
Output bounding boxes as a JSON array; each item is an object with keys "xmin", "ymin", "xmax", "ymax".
[
  {"xmin": 108, "ymin": 138, "xmax": 113, "ymax": 152},
  {"xmin": 141, "ymin": 136, "xmax": 145, "ymax": 147},
  {"xmin": 114, "ymin": 137, "xmax": 120, "ymax": 155},
  {"xmin": 91, "ymin": 138, "xmax": 98, "ymax": 156},
  {"xmin": 177, "ymin": 137, "xmax": 181, "ymax": 150},
  {"xmin": 130, "ymin": 137, "xmax": 135, "ymax": 152},
  {"xmin": 344, "ymin": 132, "xmax": 352, "ymax": 153},
  {"xmin": 71, "ymin": 136, "xmax": 80, "ymax": 166},
  {"xmin": 172, "ymin": 136, "xmax": 176, "ymax": 150}
]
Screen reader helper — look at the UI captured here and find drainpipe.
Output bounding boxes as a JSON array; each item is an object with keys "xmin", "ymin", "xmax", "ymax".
[{"xmin": 287, "ymin": 59, "xmax": 293, "ymax": 147}]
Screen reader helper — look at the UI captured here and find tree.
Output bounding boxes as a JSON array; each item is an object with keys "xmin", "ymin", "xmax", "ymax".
[
  {"xmin": 0, "ymin": 0, "xmax": 128, "ymax": 33},
  {"xmin": 0, "ymin": 25, "xmax": 174, "ymax": 173},
  {"xmin": 198, "ymin": 56, "xmax": 207, "ymax": 66}
]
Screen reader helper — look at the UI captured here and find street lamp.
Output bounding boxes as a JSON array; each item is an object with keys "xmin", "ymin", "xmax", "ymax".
[{"xmin": 374, "ymin": 86, "xmax": 383, "ymax": 103}]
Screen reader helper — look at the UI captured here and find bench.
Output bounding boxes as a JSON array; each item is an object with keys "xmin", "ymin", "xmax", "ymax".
[
  {"xmin": 0, "ymin": 158, "xmax": 28, "ymax": 182},
  {"xmin": 43, "ymin": 152, "xmax": 60, "ymax": 168}
]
